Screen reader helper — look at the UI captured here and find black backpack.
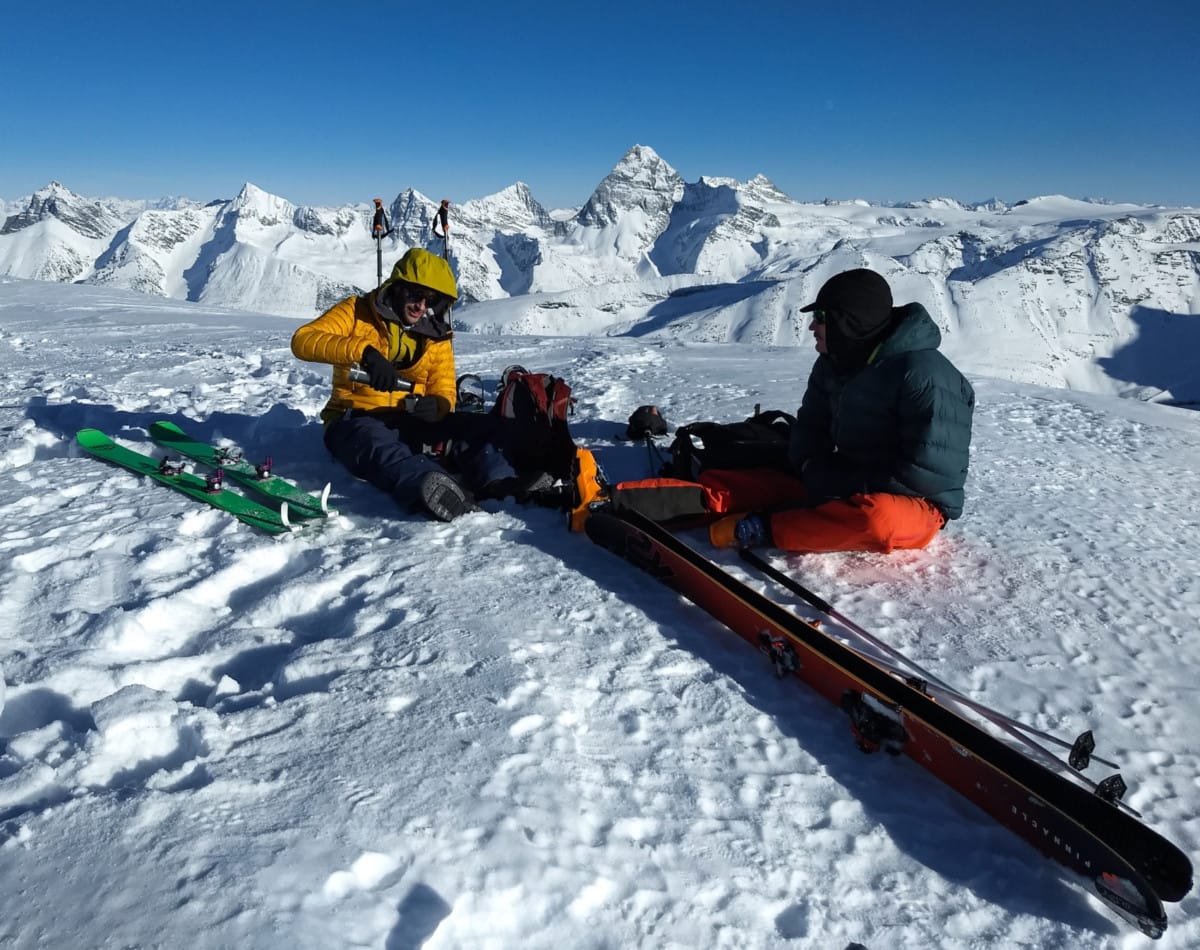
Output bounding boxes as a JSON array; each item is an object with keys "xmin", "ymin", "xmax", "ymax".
[{"xmin": 666, "ymin": 408, "xmax": 795, "ymax": 480}]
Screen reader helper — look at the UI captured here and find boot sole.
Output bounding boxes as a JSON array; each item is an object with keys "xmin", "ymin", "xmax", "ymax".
[{"xmin": 420, "ymin": 473, "xmax": 473, "ymax": 522}]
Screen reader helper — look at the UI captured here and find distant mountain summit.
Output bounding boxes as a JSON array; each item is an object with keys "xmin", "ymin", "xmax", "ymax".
[
  {"xmin": 0, "ymin": 182, "xmax": 131, "ymax": 282},
  {"xmin": 459, "ymin": 183, "xmax": 552, "ymax": 233},
  {"xmin": 1, "ymin": 181, "xmax": 127, "ymax": 240},
  {"xmin": 577, "ymin": 144, "xmax": 684, "ymax": 230}
]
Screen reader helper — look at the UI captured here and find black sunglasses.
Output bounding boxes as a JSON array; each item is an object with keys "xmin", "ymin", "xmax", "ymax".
[
  {"xmin": 396, "ymin": 282, "xmax": 443, "ymax": 305},
  {"xmin": 808, "ymin": 308, "xmax": 832, "ymax": 325},
  {"xmin": 381, "ymin": 281, "xmax": 447, "ymax": 318}
]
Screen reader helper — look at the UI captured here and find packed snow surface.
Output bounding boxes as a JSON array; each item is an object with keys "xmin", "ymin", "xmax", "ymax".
[{"xmin": 1, "ymin": 279, "xmax": 1198, "ymax": 949}]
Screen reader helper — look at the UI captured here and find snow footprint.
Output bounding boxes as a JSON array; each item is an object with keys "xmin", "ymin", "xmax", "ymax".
[
  {"xmin": 509, "ymin": 714, "xmax": 546, "ymax": 738},
  {"xmin": 1, "ymin": 684, "xmax": 215, "ymax": 825}
]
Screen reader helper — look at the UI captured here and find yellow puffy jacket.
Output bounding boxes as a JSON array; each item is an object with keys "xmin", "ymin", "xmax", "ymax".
[{"xmin": 291, "ymin": 290, "xmax": 457, "ymax": 425}]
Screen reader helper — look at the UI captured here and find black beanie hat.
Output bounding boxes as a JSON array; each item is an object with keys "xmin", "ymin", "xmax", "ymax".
[{"xmin": 800, "ymin": 269, "xmax": 894, "ymax": 340}]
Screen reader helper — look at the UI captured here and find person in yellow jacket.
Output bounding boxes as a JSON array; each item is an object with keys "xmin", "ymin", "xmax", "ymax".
[{"xmin": 292, "ymin": 247, "xmax": 499, "ymax": 521}]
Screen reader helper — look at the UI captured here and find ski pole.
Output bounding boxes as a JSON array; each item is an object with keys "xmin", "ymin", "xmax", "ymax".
[
  {"xmin": 738, "ymin": 548, "xmax": 1124, "ymax": 774},
  {"xmin": 739, "ymin": 551, "xmax": 1136, "ymax": 811},
  {"xmin": 740, "ymin": 549, "xmax": 1087, "ymax": 748},
  {"xmin": 372, "ymin": 198, "xmax": 391, "ymax": 287},
  {"xmin": 643, "ymin": 434, "xmax": 668, "ymax": 476},
  {"xmin": 433, "ymin": 199, "xmax": 451, "ymax": 259}
]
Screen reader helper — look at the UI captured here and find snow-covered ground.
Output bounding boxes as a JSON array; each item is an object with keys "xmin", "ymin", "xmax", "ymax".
[{"xmin": 1, "ymin": 278, "xmax": 1198, "ymax": 949}]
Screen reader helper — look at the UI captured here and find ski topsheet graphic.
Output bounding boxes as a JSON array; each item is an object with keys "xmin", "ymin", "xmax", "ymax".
[
  {"xmin": 148, "ymin": 421, "xmax": 333, "ymax": 519},
  {"xmin": 585, "ymin": 506, "xmax": 1192, "ymax": 938}
]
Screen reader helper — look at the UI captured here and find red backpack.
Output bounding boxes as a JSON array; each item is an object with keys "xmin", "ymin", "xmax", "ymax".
[
  {"xmin": 493, "ymin": 370, "xmax": 575, "ymax": 426},
  {"xmin": 491, "ymin": 370, "xmax": 578, "ymax": 478}
]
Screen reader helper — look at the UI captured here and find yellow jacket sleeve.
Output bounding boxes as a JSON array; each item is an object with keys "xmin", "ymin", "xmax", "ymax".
[{"xmin": 291, "ymin": 297, "xmax": 382, "ymax": 366}]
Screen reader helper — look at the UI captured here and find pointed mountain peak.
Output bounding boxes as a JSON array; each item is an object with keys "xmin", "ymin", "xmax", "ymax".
[
  {"xmin": 606, "ymin": 144, "xmax": 678, "ymax": 187},
  {"xmin": 615, "ymin": 143, "xmax": 662, "ymax": 168},
  {"xmin": 2, "ymin": 181, "xmax": 123, "ymax": 239},
  {"xmin": 496, "ymin": 181, "xmax": 536, "ymax": 201},
  {"xmin": 227, "ymin": 183, "xmax": 294, "ymax": 226},
  {"xmin": 16, "ymin": 181, "xmax": 87, "ymax": 207},
  {"xmin": 484, "ymin": 181, "xmax": 544, "ymax": 212},
  {"xmin": 37, "ymin": 180, "xmax": 74, "ymax": 197},
  {"xmin": 231, "ymin": 182, "xmax": 290, "ymax": 209},
  {"xmin": 460, "ymin": 182, "xmax": 551, "ymax": 231},
  {"xmin": 393, "ymin": 187, "xmax": 434, "ymax": 211},
  {"xmin": 235, "ymin": 181, "xmax": 266, "ymax": 199},
  {"xmin": 578, "ymin": 145, "xmax": 684, "ymax": 229},
  {"xmin": 388, "ymin": 188, "xmax": 438, "ymax": 245},
  {"xmin": 745, "ymin": 174, "xmax": 791, "ymax": 202}
]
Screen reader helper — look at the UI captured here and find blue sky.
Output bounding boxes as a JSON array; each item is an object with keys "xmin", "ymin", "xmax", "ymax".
[{"xmin": 3, "ymin": 1, "xmax": 1197, "ymax": 209}]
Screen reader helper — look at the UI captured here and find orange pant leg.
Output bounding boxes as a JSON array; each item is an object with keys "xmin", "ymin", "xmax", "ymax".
[{"xmin": 768, "ymin": 493, "xmax": 945, "ymax": 554}]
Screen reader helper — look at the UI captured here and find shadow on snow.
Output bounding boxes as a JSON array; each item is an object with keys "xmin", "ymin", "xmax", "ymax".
[
  {"xmin": 1098, "ymin": 305, "xmax": 1200, "ymax": 409},
  {"xmin": 623, "ymin": 280, "xmax": 778, "ymax": 338}
]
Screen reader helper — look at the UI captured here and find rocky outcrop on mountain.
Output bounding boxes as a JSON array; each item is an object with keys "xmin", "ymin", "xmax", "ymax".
[
  {"xmin": 316, "ymin": 276, "xmax": 363, "ymax": 312},
  {"xmin": 900, "ymin": 197, "xmax": 967, "ymax": 212},
  {"xmin": 293, "ymin": 205, "xmax": 361, "ymax": 237},
  {"xmin": 649, "ymin": 175, "xmax": 784, "ymax": 278},
  {"xmin": 388, "ymin": 189, "xmax": 437, "ymax": 249},
  {"xmin": 1, "ymin": 181, "xmax": 127, "ymax": 240},
  {"xmin": 576, "ymin": 145, "xmax": 684, "ymax": 231},
  {"xmin": 903, "ymin": 233, "xmax": 970, "ymax": 274},
  {"xmin": 1160, "ymin": 214, "xmax": 1200, "ymax": 244},
  {"xmin": 489, "ymin": 233, "xmax": 542, "ymax": 297},
  {"xmin": 88, "ymin": 208, "xmax": 213, "ymax": 296},
  {"xmin": 0, "ymin": 182, "xmax": 131, "ymax": 282},
  {"xmin": 459, "ymin": 183, "xmax": 552, "ymax": 233},
  {"xmin": 27, "ymin": 245, "xmax": 92, "ymax": 283}
]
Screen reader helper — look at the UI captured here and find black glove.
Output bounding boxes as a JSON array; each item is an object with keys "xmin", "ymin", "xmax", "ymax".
[
  {"xmin": 359, "ymin": 346, "xmax": 400, "ymax": 391},
  {"xmin": 406, "ymin": 395, "xmax": 440, "ymax": 422}
]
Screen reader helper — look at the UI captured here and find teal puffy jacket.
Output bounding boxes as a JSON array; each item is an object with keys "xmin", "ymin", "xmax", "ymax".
[{"xmin": 788, "ymin": 303, "xmax": 975, "ymax": 519}]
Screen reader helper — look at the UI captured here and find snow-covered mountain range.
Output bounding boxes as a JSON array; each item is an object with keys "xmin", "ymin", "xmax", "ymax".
[{"xmin": 4, "ymin": 145, "xmax": 1199, "ymax": 402}]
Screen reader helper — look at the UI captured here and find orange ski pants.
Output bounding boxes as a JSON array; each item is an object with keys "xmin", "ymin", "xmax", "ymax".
[{"xmin": 700, "ymin": 467, "xmax": 946, "ymax": 554}]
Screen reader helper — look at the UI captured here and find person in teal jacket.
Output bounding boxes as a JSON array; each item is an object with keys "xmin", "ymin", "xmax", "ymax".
[{"xmin": 711, "ymin": 268, "xmax": 975, "ymax": 553}]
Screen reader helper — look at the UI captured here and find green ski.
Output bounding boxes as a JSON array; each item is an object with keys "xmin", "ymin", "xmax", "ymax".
[
  {"xmin": 148, "ymin": 421, "xmax": 334, "ymax": 519},
  {"xmin": 77, "ymin": 429, "xmax": 296, "ymax": 535}
]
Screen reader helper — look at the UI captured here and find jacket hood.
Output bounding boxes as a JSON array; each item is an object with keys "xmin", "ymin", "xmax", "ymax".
[
  {"xmin": 873, "ymin": 303, "xmax": 942, "ymax": 361},
  {"xmin": 819, "ymin": 302, "xmax": 942, "ymax": 376},
  {"xmin": 389, "ymin": 248, "xmax": 458, "ymax": 300}
]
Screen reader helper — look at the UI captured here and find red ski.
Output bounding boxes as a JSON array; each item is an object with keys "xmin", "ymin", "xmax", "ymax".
[{"xmin": 585, "ymin": 506, "xmax": 1192, "ymax": 938}]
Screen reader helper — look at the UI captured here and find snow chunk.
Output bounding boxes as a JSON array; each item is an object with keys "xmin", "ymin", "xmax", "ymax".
[{"xmin": 75, "ymin": 685, "xmax": 214, "ymax": 790}]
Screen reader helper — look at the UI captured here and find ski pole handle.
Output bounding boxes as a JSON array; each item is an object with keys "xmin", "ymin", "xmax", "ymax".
[{"xmin": 348, "ymin": 365, "xmax": 415, "ymax": 391}]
